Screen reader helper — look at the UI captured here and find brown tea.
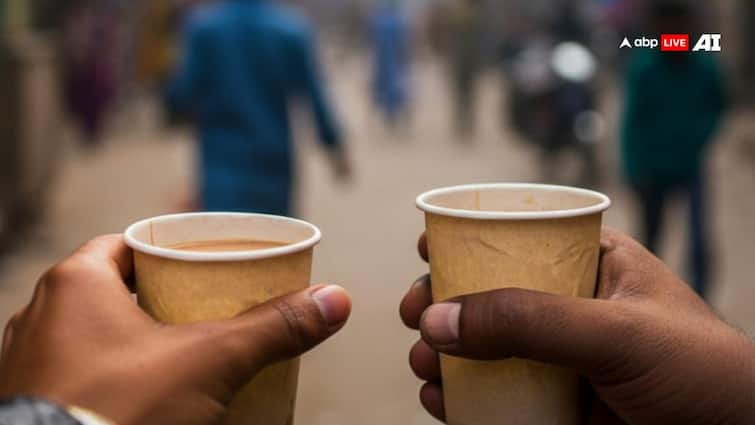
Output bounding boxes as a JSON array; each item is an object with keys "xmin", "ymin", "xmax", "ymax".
[{"xmin": 168, "ymin": 239, "xmax": 287, "ymax": 252}]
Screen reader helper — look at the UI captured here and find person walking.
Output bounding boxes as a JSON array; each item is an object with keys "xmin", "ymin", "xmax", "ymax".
[
  {"xmin": 430, "ymin": 0, "xmax": 484, "ymax": 139},
  {"xmin": 369, "ymin": 0, "xmax": 411, "ymax": 129},
  {"xmin": 167, "ymin": 0, "xmax": 351, "ymax": 216},
  {"xmin": 447, "ymin": 0, "xmax": 484, "ymax": 139},
  {"xmin": 61, "ymin": 0, "xmax": 124, "ymax": 146}
]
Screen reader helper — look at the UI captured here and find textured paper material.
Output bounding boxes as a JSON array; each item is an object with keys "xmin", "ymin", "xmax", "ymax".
[
  {"xmin": 420, "ymin": 186, "xmax": 606, "ymax": 425},
  {"xmin": 129, "ymin": 214, "xmax": 317, "ymax": 425}
]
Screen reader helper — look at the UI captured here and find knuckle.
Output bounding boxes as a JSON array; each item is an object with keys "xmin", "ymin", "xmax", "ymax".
[
  {"xmin": 493, "ymin": 288, "xmax": 537, "ymax": 326},
  {"xmin": 7, "ymin": 311, "xmax": 23, "ymax": 327},
  {"xmin": 464, "ymin": 288, "xmax": 535, "ymax": 355},
  {"xmin": 272, "ymin": 299, "xmax": 321, "ymax": 353},
  {"xmin": 3, "ymin": 310, "xmax": 25, "ymax": 346},
  {"xmin": 599, "ymin": 244, "xmax": 641, "ymax": 293},
  {"xmin": 494, "ymin": 289, "xmax": 545, "ymax": 346},
  {"xmin": 43, "ymin": 261, "xmax": 83, "ymax": 288},
  {"xmin": 4, "ymin": 313, "xmax": 20, "ymax": 335},
  {"xmin": 599, "ymin": 240, "xmax": 671, "ymax": 300},
  {"xmin": 600, "ymin": 239, "xmax": 632, "ymax": 273},
  {"xmin": 42, "ymin": 255, "xmax": 102, "ymax": 291},
  {"xmin": 605, "ymin": 231, "xmax": 649, "ymax": 261},
  {"xmin": 600, "ymin": 229, "xmax": 646, "ymax": 266},
  {"xmin": 600, "ymin": 226, "xmax": 623, "ymax": 242}
]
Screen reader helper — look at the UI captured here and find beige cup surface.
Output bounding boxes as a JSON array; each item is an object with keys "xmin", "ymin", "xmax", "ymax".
[
  {"xmin": 418, "ymin": 184, "xmax": 609, "ymax": 425},
  {"xmin": 134, "ymin": 250, "xmax": 313, "ymax": 323},
  {"xmin": 126, "ymin": 213, "xmax": 320, "ymax": 425}
]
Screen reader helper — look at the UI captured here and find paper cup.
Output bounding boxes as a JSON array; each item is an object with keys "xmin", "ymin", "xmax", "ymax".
[
  {"xmin": 124, "ymin": 212, "xmax": 322, "ymax": 425},
  {"xmin": 417, "ymin": 183, "xmax": 611, "ymax": 425}
]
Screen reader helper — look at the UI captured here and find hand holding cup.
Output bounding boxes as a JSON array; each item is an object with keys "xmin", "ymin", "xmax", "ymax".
[{"xmin": 401, "ymin": 229, "xmax": 755, "ymax": 425}]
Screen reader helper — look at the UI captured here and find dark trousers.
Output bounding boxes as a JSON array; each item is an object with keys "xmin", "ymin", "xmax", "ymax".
[{"xmin": 632, "ymin": 175, "xmax": 711, "ymax": 297}]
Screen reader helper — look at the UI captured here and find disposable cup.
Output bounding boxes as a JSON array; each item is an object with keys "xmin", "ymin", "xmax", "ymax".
[
  {"xmin": 124, "ymin": 212, "xmax": 322, "ymax": 425},
  {"xmin": 417, "ymin": 183, "xmax": 611, "ymax": 425}
]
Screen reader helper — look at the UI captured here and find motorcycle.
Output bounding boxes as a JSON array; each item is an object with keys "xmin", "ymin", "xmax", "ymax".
[{"xmin": 504, "ymin": 39, "xmax": 605, "ymax": 188}]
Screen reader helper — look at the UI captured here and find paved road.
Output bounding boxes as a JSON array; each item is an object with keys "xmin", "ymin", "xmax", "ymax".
[{"xmin": 1, "ymin": 56, "xmax": 753, "ymax": 425}]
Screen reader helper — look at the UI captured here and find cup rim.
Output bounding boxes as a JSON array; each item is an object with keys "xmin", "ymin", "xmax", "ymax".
[
  {"xmin": 123, "ymin": 212, "xmax": 322, "ymax": 262},
  {"xmin": 416, "ymin": 183, "xmax": 611, "ymax": 220}
]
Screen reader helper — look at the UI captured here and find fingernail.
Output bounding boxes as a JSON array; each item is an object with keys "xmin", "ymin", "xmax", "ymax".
[
  {"xmin": 311, "ymin": 285, "xmax": 350, "ymax": 327},
  {"xmin": 422, "ymin": 302, "xmax": 460, "ymax": 346}
]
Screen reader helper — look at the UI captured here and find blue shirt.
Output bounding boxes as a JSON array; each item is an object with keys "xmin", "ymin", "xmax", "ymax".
[{"xmin": 168, "ymin": 0, "xmax": 342, "ymax": 215}]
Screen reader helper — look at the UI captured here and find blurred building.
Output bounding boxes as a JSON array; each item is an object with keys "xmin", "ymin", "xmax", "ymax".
[
  {"xmin": 1, "ymin": 0, "xmax": 30, "ymax": 32},
  {"xmin": 0, "ymin": 0, "xmax": 62, "ymax": 249}
]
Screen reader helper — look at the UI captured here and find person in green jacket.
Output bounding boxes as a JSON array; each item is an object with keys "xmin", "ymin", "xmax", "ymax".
[{"xmin": 620, "ymin": 1, "xmax": 727, "ymax": 298}]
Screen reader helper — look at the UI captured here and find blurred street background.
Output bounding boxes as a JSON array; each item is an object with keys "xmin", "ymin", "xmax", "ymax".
[{"xmin": 0, "ymin": 0, "xmax": 754, "ymax": 424}]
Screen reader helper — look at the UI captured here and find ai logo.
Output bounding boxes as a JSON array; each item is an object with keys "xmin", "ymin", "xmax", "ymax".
[
  {"xmin": 692, "ymin": 34, "xmax": 722, "ymax": 52},
  {"xmin": 619, "ymin": 34, "xmax": 722, "ymax": 52}
]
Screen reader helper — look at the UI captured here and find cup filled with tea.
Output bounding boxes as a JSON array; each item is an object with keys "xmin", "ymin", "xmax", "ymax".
[{"xmin": 124, "ymin": 212, "xmax": 321, "ymax": 425}]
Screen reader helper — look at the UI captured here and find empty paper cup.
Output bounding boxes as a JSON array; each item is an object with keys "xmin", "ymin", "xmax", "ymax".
[{"xmin": 417, "ymin": 184, "xmax": 611, "ymax": 425}]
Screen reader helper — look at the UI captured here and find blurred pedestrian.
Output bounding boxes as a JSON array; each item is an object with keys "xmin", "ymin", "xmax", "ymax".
[
  {"xmin": 430, "ymin": 0, "xmax": 484, "ymax": 138},
  {"xmin": 167, "ymin": 0, "xmax": 351, "ymax": 216},
  {"xmin": 61, "ymin": 0, "xmax": 124, "ymax": 147},
  {"xmin": 620, "ymin": 1, "xmax": 727, "ymax": 297},
  {"xmin": 134, "ymin": 0, "xmax": 178, "ymax": 89},
  {"xmin": 370, "ymin": 0, "xmax": 411, "ymax": 129},
  {"xmin": 448, "ymin": 0, "xmax": 484, "ymax": 138}
]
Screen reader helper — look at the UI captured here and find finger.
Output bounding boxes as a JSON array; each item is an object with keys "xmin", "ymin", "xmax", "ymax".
[
  {"xmin": 419, "ymin": 382, "xmax": 446, "ymax": 422},
  {"xmin": 208, "ymin": 285, "xmax": 351, "ymax": 381},
  {"xmin": 409, "ymin": 339, "xmax": 441, "ymax": 382},
  {"xmin": 1, "ymin": 313, "xmax": 21, "ymax": 361},
  {"xmin": 419, "ymin": 288, "xmax": 631, "ymax": 374},
  {"xmin": 400, "ymin": 275, "xmax": 433, "ymax": 329},
  {"xmin": 75, "ymin": 234, "xmax": 134, "ymax": 282},
  {"xmin": 418, "ymin": 233, "xmax": 429, "ymax": 263},
  {"xmin": 597, "ymin": 228, "xmax": 682, "ymax": 300},
  {"xmin": 44, "ymin": 235, "xmax": 134, "ymax": 295}
]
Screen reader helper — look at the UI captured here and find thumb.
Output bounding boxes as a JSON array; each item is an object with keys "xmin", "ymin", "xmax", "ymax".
[
  {"xmin": 419, "ymin": 288, "xmax": 629, "ymax": 374},
  {"xmin": 205, "ymin": 285, "xmax": 351, "ymax": 384}
]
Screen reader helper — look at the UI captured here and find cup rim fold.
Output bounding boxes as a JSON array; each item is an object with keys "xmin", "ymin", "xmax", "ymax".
[
  {"xmin": 416, "ymin": 183, "xmax": 611, "ymax": 220},
  {"xmin": 124, "ymin": 212, "xmax": 322, "ymax": 262}
]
